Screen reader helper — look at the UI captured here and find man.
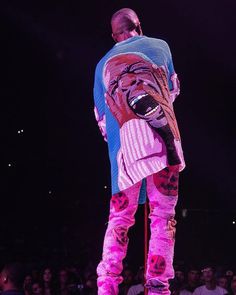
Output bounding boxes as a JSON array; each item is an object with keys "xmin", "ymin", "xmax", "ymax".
[
  {"xmin": 31, "ymin": 282, "xmax": 43, "ymax": 295},
  {"xmin": 127, "ymin": 266, "xmax": 145, "ymax": 295},
  {"xmin": 230, "ymin": 276, "xmax": 236, "ymax": 295},
  {"xmin": 93, "ymin": 7, "xmax": 185, "ymax": 295},
  {"xmin": 217, "ymin": 276, "xmax": 229, "ymax": 291},
  {"xmin": 192, "ymin": 266, "xmax": 228, "ymax": 295},
  {"xmin": 179, "ymin": 267, "xmax": 201, "ymax": 295},
  {"xmin": 0, "ymin": 262, "xmax": 25, "ymax": 295}
]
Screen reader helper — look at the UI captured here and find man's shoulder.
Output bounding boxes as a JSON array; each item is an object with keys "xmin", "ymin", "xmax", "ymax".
[
  {"xmin": 215, "ymin": 286, "xmax": 228, "ymax": 294},
  {"xmin": 128, "ymin": 283, "xmax": 144, "ymax": 294},
  {"xmin": 193, "ymin": 285, "xmax": 228, "ymax": 295},
  {"xmin": 195, "ymin": 285, "xmax": 205, "ymax": 290},
  {"xmin": 139, "ymin": 35, "xmax": 170, "ymax": 47},
  {"xmin": 180, "ymin": 289, "xmax": 193, "ymax": 295},
  {"xmin": 95, "ymin": 47, "xmax": 116, "ymax": 72},
  {"xmin": 193, "ymin": 285, "xmax": 205, "ymax": 293}
]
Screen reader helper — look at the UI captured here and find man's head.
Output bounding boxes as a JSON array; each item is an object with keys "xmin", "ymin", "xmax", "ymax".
[
  {"xmin": 111, "ymin": 8, "xmax": 142, "ymax": 43},
  {"xmin": 59, "ymin": 269, "xmax": 69, "ymax": 284},
  {"xmin": 217, "ymin": 275, "xmax": 228, "ymax": 290},
  {"xmin": 187, "ymin": 267, "xmax": 200, "ymax": 285},
  {"xmin": 42, "ymin": 267, "xmax": 52, "ymax": 283},
  {"xmin": 231, "ymin": 276, "xmax": 236, "ymax": 294},
  {"xmin": 175, "ymin": 270, "xmax": 185, "ymax": 283},
  {"xmin": 0, "ymin": 262, "xmax": 26, "ymax": 291},
  {"xmin": 32, "ymin": 282, "xmax": 43, "ymax": 295},
  {"xmin": 201, "ymin": 266, "xmax": 215, "ymax": 283}
]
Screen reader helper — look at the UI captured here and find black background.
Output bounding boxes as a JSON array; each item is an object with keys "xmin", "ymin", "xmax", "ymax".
[{"xmin": 1, "ymin": 0, "xmax": 236, "ymax": 270}]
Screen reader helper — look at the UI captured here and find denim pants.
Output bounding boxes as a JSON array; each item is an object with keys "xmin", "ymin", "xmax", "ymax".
[{"xmin": 97, "ymin": 166, "xmax": 179, "ymax": 295}]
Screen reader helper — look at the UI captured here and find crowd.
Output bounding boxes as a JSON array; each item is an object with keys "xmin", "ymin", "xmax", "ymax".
[{"xmin": 0, "ymin": 261, "xmax": 235, "ymax": 295}]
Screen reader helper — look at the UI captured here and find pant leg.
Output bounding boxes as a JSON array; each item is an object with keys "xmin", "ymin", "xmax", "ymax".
[
  {"xmin": 145, "ymin": 166, "xmax": 179, "ymax": 295},
  {"xmin": 97, "ymin": 181, "xmax": 142, "ymax": 295}
]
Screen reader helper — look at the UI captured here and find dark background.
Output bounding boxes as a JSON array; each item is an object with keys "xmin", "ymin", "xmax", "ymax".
[{"xmin": 1, "ymin": 0, "xmax": 236, "ymax": 271}]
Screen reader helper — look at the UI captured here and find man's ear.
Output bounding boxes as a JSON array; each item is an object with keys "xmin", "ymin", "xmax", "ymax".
[
  {"xmin": 111, "ymin": 33, "xmax": 117, "ymax": 42},
  {"xmin": 136, "ymin": 24, "xmax": 143, "ymax": 36}
]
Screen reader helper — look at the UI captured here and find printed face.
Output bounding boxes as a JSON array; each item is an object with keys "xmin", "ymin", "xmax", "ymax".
[
  {"xmin": 153, "ymin": 167, "xmax": 179, "ymax": 196},
  {"xmin": 148, "ymin": 255, "xmax": 166, "ymax": 276},
  {"xmin": 104, "ymin": 54, "xmax": 167, "ymax": 127},
  {"xmin": 111, "ymin": 192, "xmax": 129, "ymax": 212},
  {"xmin": 112, "ymin": 226, "xmax": 128, "ymax": 246}
]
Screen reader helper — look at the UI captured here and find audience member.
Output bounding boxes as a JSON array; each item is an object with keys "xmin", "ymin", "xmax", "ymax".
[
  {"xmin": 83, "ymin": 272, "xmax": 97, "ymax": 295},
  {"xmin": 41, "ymin": 267, "xmax": 55, "ymax": 295},
  {"xmin": 226, "ymin": 271, "xmax": 234, "ymax": 282},
  {"xmin": 170, "ymin": 266, "xmax": 186, "ymax": 295},
  {"xmin": 127, "ymin": 266, "xmax": 145, "ymax": 295},
  {"xmin": 32, "ymin": 282, "xmax": 43, "ymax": 295},
  {"xmin": 179, "ymin": 266, "xmax": 201, "ymax": 295},
  {"xmin": 229, "ymin": 276, "xmax": 236, "ymax": 295},
  {"xmin": 0, "ymin": 259, "xmax": 235, "ymax": 295},
  {"xmin": 57, "ymin": 268, "xmax": 70, "ymax": 295},
  {"xmin": 23, "ymin": 274, "xmax": 33, "ymax": 295},
  {"xmin": 217, "ymin": 276, "xmax": 229, "ymax": 292},
  {"xmin": 193, "ymin": 266, "xmax": 228, "ymax": 295},
  {"xmin": 119, "ymin": 267, "xmax": 135, "ymax": 295}
]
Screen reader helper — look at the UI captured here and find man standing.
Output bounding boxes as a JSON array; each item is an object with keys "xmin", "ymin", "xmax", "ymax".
[{"xmin": 93, "ymin": 7, "xmax": 185, "ymax": 295}]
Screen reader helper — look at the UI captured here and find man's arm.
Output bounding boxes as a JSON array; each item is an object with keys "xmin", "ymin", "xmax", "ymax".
[
  {"xmin": 93, "ymin": 62, "xmax": 107, "ymax": 142},
  {"xmin": 163, "ymin": 41, "xmax": 180, "ymax": 103}
]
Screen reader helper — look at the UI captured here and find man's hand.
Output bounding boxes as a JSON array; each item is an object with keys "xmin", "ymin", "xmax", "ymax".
[{"xmin": 105, "ymin": 90, "xmax": 138, "ymax": 127}]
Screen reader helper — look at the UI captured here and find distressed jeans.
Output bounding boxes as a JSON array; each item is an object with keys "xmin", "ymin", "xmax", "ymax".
[{"xmin": 97, "ymin": 166, "xmax": 179, "ymax": 295}]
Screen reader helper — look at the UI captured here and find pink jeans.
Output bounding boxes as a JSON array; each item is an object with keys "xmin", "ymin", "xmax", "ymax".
[{"xmin": 97, "ymin": 166, "xmax": 179, "ymax": 295}]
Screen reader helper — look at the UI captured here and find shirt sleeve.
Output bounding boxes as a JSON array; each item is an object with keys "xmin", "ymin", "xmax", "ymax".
[
  {"xmin": 192, "ymin": 287, "xmax": 200, "ymax": 295},
  {"xmin": 127, "ymin": 286, "xmax": 135, "ymax": 295},
  {"xmin": 93, "ymin": 62, "xmax": 107, "ymax": 142},
  {"xmin": 163, "ymin": 41, "xmax": 180, "ymax": 103}
]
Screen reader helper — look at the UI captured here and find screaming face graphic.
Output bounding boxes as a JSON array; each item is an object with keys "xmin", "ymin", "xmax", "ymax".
[
  {"xmin": 104, "ymin": 54, "xmax": 168, "ymax": 129},
  {"xmin": 104, "ymin": 53, "xmax": 182, "ymax": 166}
]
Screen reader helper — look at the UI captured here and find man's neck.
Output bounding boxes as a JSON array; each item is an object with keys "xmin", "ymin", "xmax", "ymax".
[{"xmin": 205, "ymin": 281, "xmax": 216, "ymax": 290}]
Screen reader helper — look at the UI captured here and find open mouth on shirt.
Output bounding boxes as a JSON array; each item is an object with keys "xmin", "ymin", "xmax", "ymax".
[{"xmin": 128, "ymin": 93, "xmax": 165, "ymax": 119}]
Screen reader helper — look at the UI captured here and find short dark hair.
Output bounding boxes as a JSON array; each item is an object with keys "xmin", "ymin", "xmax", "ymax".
[
  {"xmin": 201, "ymin": 265, "xmax": 216, "ymax": 273},
  {"xmin": 186, "ymin": 264, "xmax": 200, "ymax": 273},
  {"xmin": 3, "ymin": 262, "xmax": 26, "ymax": 289}
]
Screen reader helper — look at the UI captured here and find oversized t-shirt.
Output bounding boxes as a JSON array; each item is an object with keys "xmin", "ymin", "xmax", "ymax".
[{"xmin": 93, "ymin": 35, "xmax": 185, "ymax": 197}]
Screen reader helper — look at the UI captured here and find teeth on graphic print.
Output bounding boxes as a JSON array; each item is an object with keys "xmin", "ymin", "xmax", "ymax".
[{"xmin": 111, "ymin": 192, "xmax": 129, "ymax": 212}]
